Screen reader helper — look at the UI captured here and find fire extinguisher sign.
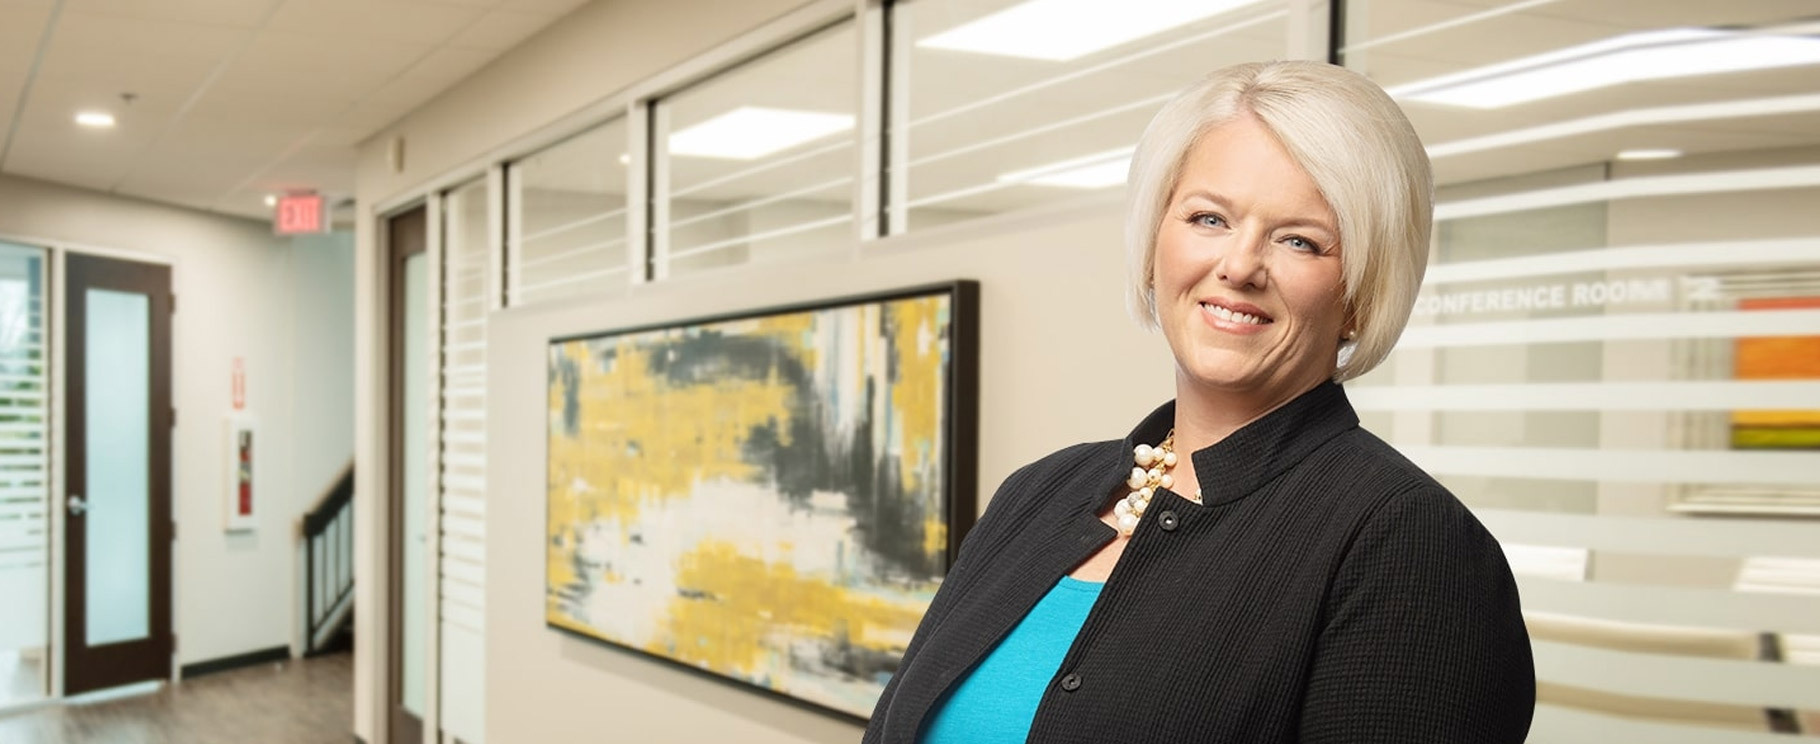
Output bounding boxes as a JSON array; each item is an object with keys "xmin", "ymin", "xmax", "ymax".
[{"xmin": 225, "ymin": 415, "xmax": 257, "ymax": 532}]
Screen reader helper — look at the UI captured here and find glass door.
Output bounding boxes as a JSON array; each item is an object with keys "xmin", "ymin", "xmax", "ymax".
[
  {"xmin": 388, "ymin": 207, "xmax": 429, "ymax": 742},
  {"xmin": 62, "ymin": 252, "xmax": 173, "ymax": 695}
]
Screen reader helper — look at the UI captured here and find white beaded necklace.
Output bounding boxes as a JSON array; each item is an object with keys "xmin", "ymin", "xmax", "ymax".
[{"xmin": 1114, "ymin": 429, "xmax": 1203, "ymax": 536}]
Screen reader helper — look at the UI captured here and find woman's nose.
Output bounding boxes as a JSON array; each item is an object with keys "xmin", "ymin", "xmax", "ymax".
[{"xmin": 1215, "ymin": 232, "xmax": 1268, "ymax": 289}]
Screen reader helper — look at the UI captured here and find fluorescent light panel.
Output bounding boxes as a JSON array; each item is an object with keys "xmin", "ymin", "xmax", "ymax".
[
  {"xmin": 918, "ymin": 0, "xmax": 1266, "ymax": 61},
  {"xmin": 1390, "ymin": 27, "xmax": 1820, "ymax": 108},
  {"xmin": 998, "ymin": 147, "xmax": 1133, "ymax": 188},
  {"xmin": 668, "ymin": 106, "xmax": 853, "ymax": 160},
  {"xmin": 1426, "ymin": 93, "xmax": 1820, "ymax": 159},
  {"xmin": 74, "ymin": 111, "xmax": 115, "ymax": 128},
  {"xmin": 1615, "ymin": 148, "xmax": 1682, "ymax": 160}
]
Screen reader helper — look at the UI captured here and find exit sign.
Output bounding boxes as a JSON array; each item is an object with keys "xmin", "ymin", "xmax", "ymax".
[{"xmin": 275, "ymin": 193, "xmax": 328, "ymax": 235}]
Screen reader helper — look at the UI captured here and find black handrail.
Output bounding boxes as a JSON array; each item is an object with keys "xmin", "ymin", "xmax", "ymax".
[{"xmin": 304, "ymin": 464, "xmax": 355, "ymax": 656}]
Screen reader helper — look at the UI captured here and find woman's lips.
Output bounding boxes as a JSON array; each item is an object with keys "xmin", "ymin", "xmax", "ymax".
[{"xmin": 1199, "ymin": 300, "xmax": 1273, "ymax": 332}]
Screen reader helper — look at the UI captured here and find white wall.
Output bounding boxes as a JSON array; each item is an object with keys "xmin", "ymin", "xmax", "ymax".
[
  {"xmin": 287, "ymin": 231, "xmax": 356, "ymax": 656},
  {"xmin": 0, "ymin": 173, "xmax": 353, "ymax": 670},
  {"xmin": 289, "ymin": 232, "xmax": 356, "ymax": 499}
]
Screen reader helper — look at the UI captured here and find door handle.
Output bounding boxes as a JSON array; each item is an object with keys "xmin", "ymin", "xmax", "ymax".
[{"xmin": 68, "ymin": 495, "xmax": 87, "ymax": 516}]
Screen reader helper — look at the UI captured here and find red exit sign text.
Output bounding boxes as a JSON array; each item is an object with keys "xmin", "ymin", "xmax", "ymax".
[{"xmin": 275, "ymin": 193, "xmax": 328, "ymax": 235}]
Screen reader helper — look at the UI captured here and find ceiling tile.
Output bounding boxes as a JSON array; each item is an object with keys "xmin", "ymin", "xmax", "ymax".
[
  {"xmin": 184, "ymin": 86, "xmax": 354, "ymax": 129},
  {"xmin": 256, "ymin": 142, "xmax": 356, "ymax": 187},
  {"xmin": 60, "ymin": 0, "xmax": 280, "ymax": 29},
  {"xmin": 114, "ymin": 146, "xmax": 273, "ymax": 193},
  {"xmin": 34, "ymin": 11, "xmax": 248, "ymax": 103},
  {"xmin": 366, "ymin": 46, "xmax": 497, "ymax": 108},
  {"xmin": 2, "ymin": 75, "xmax": 180, "ymax": 189},
  {"xmin": 10, "ymin": 74, "xmax": 181, "ymax": 141},
  {"xmin": 446, "ymin": 8, "xmax": 558, "ymax": 51},
  {"xmin": 0, "ymin": 4, "xmax": 54, "ymax": 76},
  {"xmin": 0, "ymin": 85, "xmax": 20, "ymax": 152},
  {"xmin": 4, "ymin": 126, "xmax": 151, "ymax": 192},
  {"xmin": 160, "ymin": 116, "xmax": 315, "ymax": 159},
  {"xmin": 267, "ymin": 0, "xmax": 486, "ymax": 46},
  {"xmin": 313, "ymin": 125, "xmax": 376, "ymax": 147},
  {"xmin": 331, "ymin": 96, "xmax": 416, "ymax": 137},
  {"xmin": 494, "ymin": 0, "xmax": 589, "ymax": 18},
  {"xmin": 211, "ymin": 30, "xmax": 437, "ymax": 105},
  {"xmin": 373, "ymin": 0, "xmax": 505, "ymax": 9}
]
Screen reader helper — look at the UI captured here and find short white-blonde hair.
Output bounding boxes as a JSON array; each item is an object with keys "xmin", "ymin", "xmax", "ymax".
[{"xmin": 1125, "ymin": 60, "xmax": 1432, "ymax": 382}]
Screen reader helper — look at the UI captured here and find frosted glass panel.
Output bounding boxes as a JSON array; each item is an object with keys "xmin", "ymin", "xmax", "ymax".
[
  {"xmin": 84, "ymin": 288, "xmax": 150, "ymax": 647},
  {"xmin": 0, "ymin": 241, "xmax": 47, "ymax": 704},
  {"xmin": 439, "ymin": 179, "xmax": 488, "ymax": 741},
  {"xmin": 401, "ymin": 252, "xmax": 428, "ymax": 715},
  {"xmin": 1341, "ymin": 1, "xmax": 1820, "ymax": 739}
]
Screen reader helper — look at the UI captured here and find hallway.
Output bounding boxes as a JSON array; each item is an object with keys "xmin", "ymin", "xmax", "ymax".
[{"xmin": 0, "ymin": 653, "xmax": 351, "ymax": 744}]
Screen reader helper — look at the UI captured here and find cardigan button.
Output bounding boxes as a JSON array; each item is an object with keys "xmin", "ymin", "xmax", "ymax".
[
  {"xmin": 1158, "ymin": 510, "xmax": 1180, "ymax": 531},
  {"xmin": 1059, "ymin": 672, "xmax": 1082, "ymax": 692}
]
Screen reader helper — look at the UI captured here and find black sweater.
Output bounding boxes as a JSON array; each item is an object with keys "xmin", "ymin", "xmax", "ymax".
[{"xmin": 862, "ymin": 382, "xmax": 1535, "ymax": 743}]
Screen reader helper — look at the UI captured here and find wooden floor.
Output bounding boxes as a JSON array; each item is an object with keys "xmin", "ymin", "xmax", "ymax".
[{"xmin": 0, "ymin": 651, "xmax": 352, "ymax": 744}]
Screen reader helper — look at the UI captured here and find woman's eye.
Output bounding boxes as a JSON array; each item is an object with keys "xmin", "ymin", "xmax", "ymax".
[
  {"xmin": 1284, "ymin": 236, "xmax": 1323, "ymax": 253},
  {"xmin": 1190, "ymin": 213, "xmax": 1225, "ymax": 228}
]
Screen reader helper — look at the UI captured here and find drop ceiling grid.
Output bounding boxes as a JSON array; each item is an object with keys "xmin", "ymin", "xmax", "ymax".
[{"xmin": 0, "ymin": 0, "xmax": 586, "ymax": 218}]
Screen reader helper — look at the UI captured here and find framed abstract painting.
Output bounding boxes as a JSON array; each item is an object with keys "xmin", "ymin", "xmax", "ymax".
[{"xmin": 545, "ymin": 281, "xmax": 978, "ymax": 718}]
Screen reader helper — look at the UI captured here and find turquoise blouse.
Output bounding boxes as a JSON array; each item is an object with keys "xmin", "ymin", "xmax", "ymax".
[{"xmin": 919, "ymin": 576, "xmax": 1103, "ymax": 744}]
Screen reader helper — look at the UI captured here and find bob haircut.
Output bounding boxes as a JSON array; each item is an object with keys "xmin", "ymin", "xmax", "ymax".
[{"xmin": 1125, "ymin": 60, "xmax": 1433, "ymax": 382}]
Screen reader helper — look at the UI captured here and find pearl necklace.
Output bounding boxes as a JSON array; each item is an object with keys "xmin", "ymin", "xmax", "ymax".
[{"xmin": 1115, "ymin": 430, "xmax": 1201, "ymax": 536}]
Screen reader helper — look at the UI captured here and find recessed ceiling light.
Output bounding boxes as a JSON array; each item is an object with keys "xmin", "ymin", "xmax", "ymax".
[
  {"xmin": 918, "ymin": 0, "xmax": 1266, "ymax": 61},
  {"xmin": 75, "ymin": 111, "xmax": 115, "ymax": 128},
  {"xmin": 1615, "ymin": 148, "xmax": 1682, "ymax": 161},
  {"xmin": 998, "ymin": 147, "xmax": 1133, "ymax": 189},
  {"xmin": 264, "ymin": 194, "xmax": 279, "ymax": 207},
  {"xmin": 668, "ymin": 107, "xmax": 854, "ymax": 160},
  {"xmin": 617, "ymin": 152, "xmax": 630, "ymax": 165},
  {"xmin": 1388, "ymin": 26, "xmax": 1820, "ymax": 108}
]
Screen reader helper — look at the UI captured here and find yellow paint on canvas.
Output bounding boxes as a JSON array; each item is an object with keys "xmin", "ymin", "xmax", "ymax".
[
  {"xmin": 921, "ymin": 519, "xmax": 947, "ymax": 557},
  {"xmin": 654, "ymin": 540, "xmax": 929, "ymax": 676},
  {"xmin": 754, "ymin": 312, "xmax": 820, "ymax": 371},
  {"xmin": 889, "ymin": 297, "xmax": 944, "ymax": 493},
  {"xmin": 547, "ymin": 339, "xmax": 797, "ymax": 592}
]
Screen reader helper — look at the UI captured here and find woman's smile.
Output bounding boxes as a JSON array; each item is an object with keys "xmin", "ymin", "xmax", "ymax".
[{"xmin": 1198, "ymin": 298, "xmax": 1273, "ymax": 333}]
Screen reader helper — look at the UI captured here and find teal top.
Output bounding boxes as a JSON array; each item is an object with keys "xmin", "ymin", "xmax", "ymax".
[{"xmin": 918, "ymin": 576, "xmax": 1103, "ymax": 744}]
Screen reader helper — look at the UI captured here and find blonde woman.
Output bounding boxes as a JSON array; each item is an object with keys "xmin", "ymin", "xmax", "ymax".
[{"xmin": 864, "ymin": 61, "xmax": 1534, "ymax": 743}]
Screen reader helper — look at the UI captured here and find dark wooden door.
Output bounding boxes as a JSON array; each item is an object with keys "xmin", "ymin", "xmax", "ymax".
[
  {"xmin": 63, "ymin": 253, "xmax": 173, "ymax": 695},
  {"xmin": 388, "ymin": 207, "xmax": 428, "ymax": 743}
]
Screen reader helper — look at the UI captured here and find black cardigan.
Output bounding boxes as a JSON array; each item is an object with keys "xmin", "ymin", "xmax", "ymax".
[{"xmin": 862, "ymin": 382, "xmax": 1534, "ymax": 743}]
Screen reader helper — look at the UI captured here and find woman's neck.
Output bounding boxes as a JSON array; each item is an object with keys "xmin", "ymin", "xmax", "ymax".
[{"xmin": 1171, "ymin": 372, "xmax": 1323, "ymax": 455}]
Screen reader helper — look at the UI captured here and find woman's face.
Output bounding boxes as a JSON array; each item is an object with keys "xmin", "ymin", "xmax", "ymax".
[{"xmin": 1153, "ymin": 114, "xmax": 1348, "ymax": 406}]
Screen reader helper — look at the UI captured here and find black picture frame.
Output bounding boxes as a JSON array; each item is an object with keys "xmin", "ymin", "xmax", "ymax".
[{"xmin": 544, "ymin": 280, "xmax": 979, "ymax": 721}]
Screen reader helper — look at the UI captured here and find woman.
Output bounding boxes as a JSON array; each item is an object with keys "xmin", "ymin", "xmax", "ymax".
[{"xmin": 862, "ymin": 61, "xmax": 1535, "ymax": 743}]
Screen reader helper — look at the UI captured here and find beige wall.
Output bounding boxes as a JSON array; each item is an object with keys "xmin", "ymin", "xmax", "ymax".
[
  {"xmin": 352, "ymin": 0, "xmax": 826, "ymax": 740},
  {"xmin": 0, "ymin": 173, "xmax": 352, "ymax": 670},
  {"xmin": 486, "ymin": 198, "xmax": 1168, "ymax": 743}
]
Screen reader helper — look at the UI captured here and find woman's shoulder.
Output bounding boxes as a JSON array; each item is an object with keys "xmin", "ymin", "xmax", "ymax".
[
  {"xmin": 976, "ymin": 439, "xmax": 1121, "ymax": 518},
  {"xmin": 1016, "ymin": 439, "xmax": 1121, "ymax": 479},
  {"xmin": 1320, "ymin": 426, "xmax": 1452, "ymax": 499},
  {"xmin": 1317, "ymin": 428, "xmax": 1507, "ymax": 565}
]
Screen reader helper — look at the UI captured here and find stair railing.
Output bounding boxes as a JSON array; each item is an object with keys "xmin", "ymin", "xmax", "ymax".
[{"xmin": 300, "ymin": 462, "xmax": 355, "ymax": 655}]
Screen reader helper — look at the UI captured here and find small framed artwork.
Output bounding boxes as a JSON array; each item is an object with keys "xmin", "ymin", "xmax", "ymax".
[{"xmin": 545, "ymin": 281, "xmax": 979, "ymax": 719}]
